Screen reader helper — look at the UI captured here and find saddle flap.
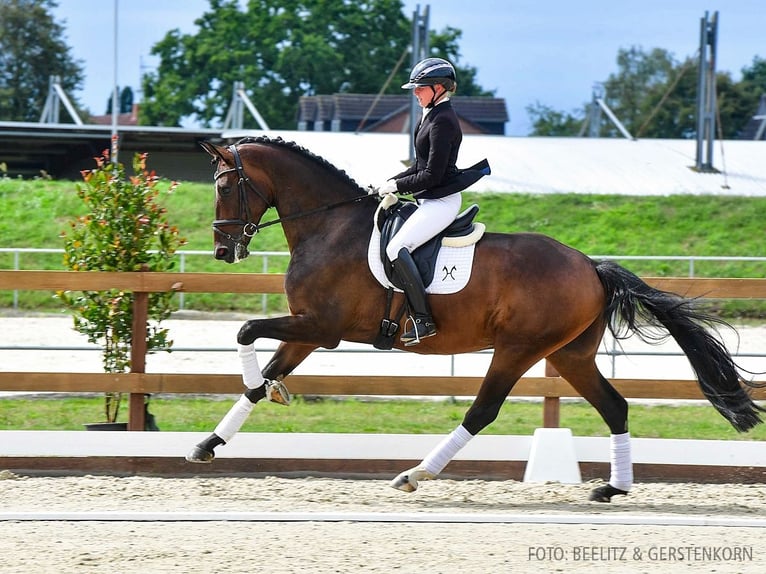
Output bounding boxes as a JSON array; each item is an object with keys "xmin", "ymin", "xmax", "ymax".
[{"xmin": 376, "ymin": 200, "xmax": 482, "ymax": 288}]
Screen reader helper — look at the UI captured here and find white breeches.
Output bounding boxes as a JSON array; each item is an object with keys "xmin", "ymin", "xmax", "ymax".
[{"xmin": 385, "ymin": 193, "xmax": 462, "ymax": 261}]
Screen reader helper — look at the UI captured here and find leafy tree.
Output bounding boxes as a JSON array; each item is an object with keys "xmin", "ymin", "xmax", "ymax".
[
  {"xmin": 140, "ymin": 0, "xmax": 488, "ymax": 128},
  {"xmin": 529, "ymin": 46, "xmax": 766, "ymax": 139},
  {"xmin": 141, "ymin": 0, "xmax": 409, "ymax": 128},
  {"xmin": 526, "ymin": 102, "xmax": 583, "ymax": 136},
  {"xmin": 600, "ymin": 47, "xmax": 678, "ymax": 137},
  {"xmin": 0, "ymin": 0, "xmax": 84, "ymax": 122},
  {"xmin": 58, "ymin": 148, "xmax": 186, "ymax": 422},
  {"xmin": 733, "ymin": 56, "xmax": 766, "ymax": 135}
]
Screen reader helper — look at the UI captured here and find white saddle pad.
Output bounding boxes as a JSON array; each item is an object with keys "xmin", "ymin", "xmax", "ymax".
[{"xmin": 367, "ymin": 221, "xmax": 483, "ymax": 295}]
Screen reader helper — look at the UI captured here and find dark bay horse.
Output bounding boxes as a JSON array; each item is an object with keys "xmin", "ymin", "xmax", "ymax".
[{"xmin": 188, "ymin": 136, "xmax": 763, "ymax": 502}]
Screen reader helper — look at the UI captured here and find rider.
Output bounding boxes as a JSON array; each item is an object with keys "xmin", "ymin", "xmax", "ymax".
[{"xmin": 377, "ymin": 57, "xmax": 489, "ymax": 346}]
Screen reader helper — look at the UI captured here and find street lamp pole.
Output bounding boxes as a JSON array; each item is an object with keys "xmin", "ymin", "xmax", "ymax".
[{"xmin": 111, "ymin": 0, "xmax": 120, "ymax": 164}]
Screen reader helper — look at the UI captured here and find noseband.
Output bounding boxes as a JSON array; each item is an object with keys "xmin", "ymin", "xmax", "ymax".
[{"xmin": 211, "ymin": 144, "xmax": 272, "ymax": 245}]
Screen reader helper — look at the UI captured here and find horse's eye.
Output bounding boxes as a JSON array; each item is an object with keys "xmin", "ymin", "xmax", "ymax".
[{"xmin": 219, "ymin": 185, "xmax": 232, "ymax": 196}]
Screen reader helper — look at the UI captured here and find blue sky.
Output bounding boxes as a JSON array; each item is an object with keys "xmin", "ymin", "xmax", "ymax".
[{"xmin": 53, "ymin": 0, "xmax": 766, "ymax": 136}]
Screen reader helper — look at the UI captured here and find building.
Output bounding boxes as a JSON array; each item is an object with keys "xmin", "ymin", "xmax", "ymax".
[{"xmin": 297, "ymin": 94, "xmax": 508, "ymax": 135}]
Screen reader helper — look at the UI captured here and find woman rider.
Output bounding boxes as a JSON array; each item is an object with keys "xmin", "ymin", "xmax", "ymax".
[{"xmin": 377, "ymin": 57, "xmax": 489, "ymax": 346}]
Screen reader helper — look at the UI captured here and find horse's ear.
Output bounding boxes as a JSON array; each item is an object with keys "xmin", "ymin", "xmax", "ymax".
[{"xmin": 199, "ymin": 141, "xmax": 227, "ymax": 162}]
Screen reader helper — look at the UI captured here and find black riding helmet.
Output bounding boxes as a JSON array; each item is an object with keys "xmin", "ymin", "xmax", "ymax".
[{"xmin": 401, "ymin": 57, "xmax": 457, "ymax": 92}]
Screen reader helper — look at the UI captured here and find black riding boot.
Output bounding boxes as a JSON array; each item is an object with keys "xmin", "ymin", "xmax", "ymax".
[{"xmin": 392, "ymin": 248, "xmax": 437, "ymax": 346}]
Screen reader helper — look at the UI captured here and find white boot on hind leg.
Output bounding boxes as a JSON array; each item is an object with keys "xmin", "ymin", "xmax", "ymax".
[
  {"xmin": 390, "ymin": 425, "xmax": 473, "ymax": 492},
  {"xmin": 390, "ymin": 466, "xmax": 434, "ymax": 492}
]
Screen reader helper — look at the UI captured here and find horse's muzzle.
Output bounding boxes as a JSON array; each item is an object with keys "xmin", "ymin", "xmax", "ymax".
[
  {"xmin": 214, "ymin": 244, "xmax": 237, "ymax": 264},
  {"xmin": 214, "ymin": 243, "xmax": 248, "ymax": 263}
]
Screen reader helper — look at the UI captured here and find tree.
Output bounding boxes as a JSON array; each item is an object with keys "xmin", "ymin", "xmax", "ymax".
[
  {"xmin": 733, "ymin": 56, "xmax": 766, "ymax": 136},
  {"xmin": 140, "ymin": 0, "xmax": 488, "ymax": 128},
  {"xmin": 141, "ymin": 0, "xmax": 408, "ymax": 128},
  {"xmin": 529, "ymin": 45, "xmax": 765, "ymax": 139},
  {"xmin": 526, "ymin": 102, "xmax": 583, "ymax": 136},
  {"xmin": 0, "ymin": 0, "xmax": 84, "ymax": 122},
  {"xmin": 600, "ymin": 46, "xmax": 678, "ymax": 137},
  {"xmin": 59, "ymin": 148, "xmax": 186, "ymax": 423}
]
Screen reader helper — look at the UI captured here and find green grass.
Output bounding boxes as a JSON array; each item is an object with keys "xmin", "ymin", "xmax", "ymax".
[
  {"xmin": 1, "ymin": 395, "xmax": 764, "ymax": 440},
  {"xmin": 3, "ymin": 178, "xmax": 766, "ymax": 268},
  {"xmin": 3, "ymin": 178, "xmax": 765, "ymax": 315}
]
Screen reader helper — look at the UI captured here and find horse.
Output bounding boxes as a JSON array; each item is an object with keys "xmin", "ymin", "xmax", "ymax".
[{"xmin": 187, "ymin": 135, "xmax": 763, "ymax": 502}]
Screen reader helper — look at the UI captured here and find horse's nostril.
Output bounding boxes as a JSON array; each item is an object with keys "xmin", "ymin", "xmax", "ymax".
[{"xmin": 215, "ymin": 246, "xmax": 229, "ymax": 260}]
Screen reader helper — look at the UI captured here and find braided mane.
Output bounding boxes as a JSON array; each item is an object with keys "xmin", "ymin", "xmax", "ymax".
[{"xmin": 236, "ymin": 136, "xmax": 366, "ymax": 192}]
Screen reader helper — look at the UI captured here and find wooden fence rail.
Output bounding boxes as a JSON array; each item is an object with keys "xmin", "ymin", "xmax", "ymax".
[{"xmin": 1, "ymin": 270, "xmax": 765, "ymax": 430}]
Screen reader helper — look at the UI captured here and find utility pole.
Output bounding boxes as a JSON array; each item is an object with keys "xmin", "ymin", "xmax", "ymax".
[
  {"xmin": 694, "ymin": 11, "xmax": 718, "ymax": 172},
  {"xmin": 408, "ymin": 4, "xmax": 429, "ymax": 164},
  {"xmin": 111, "ymin": 0, "xmax": 120, "ymax": 164}
]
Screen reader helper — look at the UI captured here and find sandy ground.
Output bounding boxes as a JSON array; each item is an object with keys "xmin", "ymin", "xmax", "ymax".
[{"xmin": 0, "ymin": 472, "xmax": 765, "ymax": 573}]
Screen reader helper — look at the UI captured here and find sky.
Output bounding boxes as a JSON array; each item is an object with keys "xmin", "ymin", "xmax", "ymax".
[{"xmin": 52, "ymin": 0, "xmax": 766, "ymax": 136}]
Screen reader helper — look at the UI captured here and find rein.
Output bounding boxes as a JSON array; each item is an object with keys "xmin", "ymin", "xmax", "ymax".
[{"xmin": 212, "ymin": 144, "xmax": 375, "ymax": 243}]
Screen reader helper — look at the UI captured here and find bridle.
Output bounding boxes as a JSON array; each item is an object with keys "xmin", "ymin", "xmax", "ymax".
[
  {"xmin": 211, "ymin": 144, "xmax": 272, "ymax": 244},
  {"xmin": 211, "ymin": 143, "xmax": 375, "ymax": 247}
]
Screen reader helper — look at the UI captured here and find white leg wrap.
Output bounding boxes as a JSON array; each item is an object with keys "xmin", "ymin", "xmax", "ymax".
[
  {"xmin": 609, "ymin": 432, "xmax": 633, "ymax": 491},
  {"xmin": 214, "ymin": 395, "xmax": 254, "ymax": 443},
  {"xmin": 239, "ymin": 343, "xmax": 265, "ymax": 389},
  {"xmin": 421, "ymin": 425, "xmax": 474, "ymax": 476}
]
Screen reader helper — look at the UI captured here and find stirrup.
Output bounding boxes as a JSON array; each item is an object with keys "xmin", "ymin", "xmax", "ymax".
[
  {"xmin": 400, "ymin": 316, "xmax": 437, "ymax": 347},
  {"xmin": 265, "ymin": 379, "xmax": 291, "ymax": 405}
]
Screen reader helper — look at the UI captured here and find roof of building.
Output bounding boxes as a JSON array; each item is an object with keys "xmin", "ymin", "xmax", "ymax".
[{"xmin": 298, "ymin": 94, "xmax": 509, "ymax": 128}]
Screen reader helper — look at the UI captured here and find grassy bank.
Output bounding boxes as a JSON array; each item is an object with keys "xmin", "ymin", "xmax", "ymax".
[
  {"xmin": 1, "ymin": 395, "xmax": 764, "ymax": 440},
  {"xmin": 2, "ymin": 175, "xmax": 765, "ymax": 315}
]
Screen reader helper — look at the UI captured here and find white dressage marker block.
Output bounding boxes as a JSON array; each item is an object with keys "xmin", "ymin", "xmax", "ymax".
[{"xmin": 523, "ymin": 427, "xmax": 582, "ymax": 484}]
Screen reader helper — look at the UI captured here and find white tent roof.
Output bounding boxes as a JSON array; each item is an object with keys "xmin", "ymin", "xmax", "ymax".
[{"xmin": 222, "ymin": 130, "xmax": 766, "ymax": 196}]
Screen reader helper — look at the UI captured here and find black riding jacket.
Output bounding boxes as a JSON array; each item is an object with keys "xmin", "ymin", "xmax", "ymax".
[{"xmin": 393, "ymin": 100, "xmax": 488, "ymax": 199}]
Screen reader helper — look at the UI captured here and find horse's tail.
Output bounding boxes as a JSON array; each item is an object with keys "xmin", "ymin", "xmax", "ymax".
[{"xmin": 594, "ymin": 259, "xmax": 764, "ymax": 432}]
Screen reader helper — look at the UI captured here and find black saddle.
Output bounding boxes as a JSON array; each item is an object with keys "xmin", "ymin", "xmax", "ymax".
[{"xmin": 377, "ymin": 200, "xmax": 480, "ymax": 288}]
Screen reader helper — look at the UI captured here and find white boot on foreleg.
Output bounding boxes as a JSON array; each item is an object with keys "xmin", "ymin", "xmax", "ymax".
[{"xmin": 212, "ymin": 343, "xmax": 292, "ymax": 445}]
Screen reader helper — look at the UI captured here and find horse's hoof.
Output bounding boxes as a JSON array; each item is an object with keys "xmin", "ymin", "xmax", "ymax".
[
  {"xmin": 266, "ymin": 380, "xmax": 291, "ymax": 406},
  {"xmin": 185, "ymin": 446, "xmax": 215, "ymax": 463},
  {"xmin": 391, "ymin": 472, "xmax": 418, "ymax": 492},
  {"xmin": 390, "ymin": 467, "xmax": 433, "ymax": 493},
  {"xmin": 588, "ymin": 484, "xmax": 628, "ymax": 503}
]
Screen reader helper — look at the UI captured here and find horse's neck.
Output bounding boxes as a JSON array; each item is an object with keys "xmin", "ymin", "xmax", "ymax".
[{"xmin": 276, "ymin": 185, "xmax": 374, "ymax": 255}]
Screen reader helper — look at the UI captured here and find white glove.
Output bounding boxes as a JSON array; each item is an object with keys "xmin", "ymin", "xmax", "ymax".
[{"xmin": 377, "ymin": 180, "xmax": 398, "ymax": 196}]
